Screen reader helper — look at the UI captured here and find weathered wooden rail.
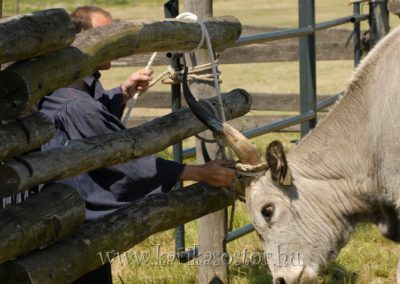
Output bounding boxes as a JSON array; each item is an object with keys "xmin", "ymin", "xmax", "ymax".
[
  {"xmin": 0, "ymin": 9, "xmax": 75, "ymax": 64},
  {"xmin": 0, "ymin": 89, "xmax": 250, "ymax": 197},
  {"xmin": 123, "ymin": 91, "xmax": 332, "ymax": 110},
  {"xmin": 113, "ymin": 26, "xmax": 355, "ymax": 66},
  {"xmin": 0, "ymin": 8, "xmax": 248, "ymax": 283},
  {"xmin": 2, "ymin": 183, "xmax": 233, "ymax": 283},
  {"xmin": 0, "ymin": 112, "xmax": 54, "ymax": 161},
  {"xmin": 0, "ymin": 183, "xmax": 85, "ymax": 265},
  {"xmin": 0, "ymin": 16, "xmax": 241, "ymax": 120},
  {"xmin": 0, "ymin": 0, "xmax": 385, "ymax": 282}
]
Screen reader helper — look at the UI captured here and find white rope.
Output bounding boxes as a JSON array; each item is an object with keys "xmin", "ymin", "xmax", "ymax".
[
  {"xmin": 176, "ymin": 13, "xmax": 226, "ymax": 122},
  {"xmin": 121, "ymin": 12, "xmax": 233, "ymax": 160},
  {"xmin": 122, "ymin": 52, "xmax": 157, "ymax": 125},
  {"xmin": 149, "ymin": 62, "xmax": 221, "ymax": 87},
  {"xmin": 234, "ymin": 162, "xmax": 268, "ymax": 177},
  {"xmin": 176, "ymin": 13, "xmax": 241, "ymax": 231},
  {"xmin": 176, "ymin": 12, "xmax": 234, "ymax": 160},
  {"xmin": 122, "ymin": 12, "xmax": 204, "ymax": 126}
]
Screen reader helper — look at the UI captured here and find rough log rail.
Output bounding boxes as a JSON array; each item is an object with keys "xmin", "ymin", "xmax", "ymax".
[
  {"xmin": 0, "ymin": 16, "xmax": 241, "ymax": 120},
  {"xmin": 0, "ymin": 184, "xmax": 85, "ymax": 265},
  {"xmin": 0, "ymin": 9, "xmax": 75, "ymax": 64},
  {"xmin": 123, "ymin": 91, "xmax": 332, "ymax": 111},
  {"xmin": 127, "ymin": 113, "xmax": 328, "ymax": 133},
  {"xmin": 0, "ymin": 112, "xmax": 54, "ymax": 161},
  {"xmin": 2, "ymin": 183, "xmax": 234, "ymax": 283},
  {"xmin": 0, "ymin": 89, "xmax": 251, "ymax": 197},
  {"xmin": 113, "ymin": 27, "xmax": 355, "ymax": 66}
]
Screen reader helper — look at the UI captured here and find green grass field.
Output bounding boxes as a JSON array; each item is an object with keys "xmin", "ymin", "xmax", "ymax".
[
  {"xmin": 89, "ymin": 1, "xmax": 400, "ymax": 283},
  {"xmin": 3, "ymin": 0, "xmax": 400, "ymax": 283}
]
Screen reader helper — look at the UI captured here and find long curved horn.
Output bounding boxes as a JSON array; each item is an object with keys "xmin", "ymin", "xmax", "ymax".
[{"xmin": 182, "ymin": 67, "xmax": 261, "ymax": 166}]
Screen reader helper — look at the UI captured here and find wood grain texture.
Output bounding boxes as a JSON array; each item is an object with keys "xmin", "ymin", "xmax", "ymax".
[
  {"xmin": 0, "ymin": 9, "xmax": 75, "ymax": 64},
  {"xmin": 124, "ymin": 91, "xmax": 332, "ymax": 111},
  {"xmin": 0, "ymin": 112, "xmax": 55, "ymax": 161},
  {"xmin": 3, "ymin": 183, "xmax": 234, "ymax": 283},
  {"xmin": 113, "ymin": 27, "xmax": 355, "ymax": 66},
  {"xmin": 183, "ymin": 1, "xmax": 229, "ymax": 283},
  {"xmin": 0, "ymin": 16, "xmax": 241, "ymax": 120},
  {"xmin": 0, "ymin": 90, "xmax": 251, "ymax": 197},
  {"xmin": 0, "ymin": 183, "xmax": 85, "ymax": 265}
]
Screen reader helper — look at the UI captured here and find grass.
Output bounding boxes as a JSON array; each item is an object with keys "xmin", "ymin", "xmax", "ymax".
[
  {"xmin": 101, "ymin": 60, "xmax": 355, "ymax": 96},
  {"xmin": 110, "ymin": 130, "xmax": 400, "ymax": 284},
  {"xmin": 3, "ymin": 0, "xmax": 399, "ymax": 283},
  {"xmin": 99, "ymin": 2, "xmax": 400, "ymax": 283}
]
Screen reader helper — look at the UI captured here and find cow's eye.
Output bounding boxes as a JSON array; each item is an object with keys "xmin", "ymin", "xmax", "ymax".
[{"xmin": 261, "ymin": 204, "xmax": 274, "ymax": 222}]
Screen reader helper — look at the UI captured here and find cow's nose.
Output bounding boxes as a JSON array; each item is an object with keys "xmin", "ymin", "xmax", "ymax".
[{"xmin": 276, "ymin": 277, "xmax": 286, "ymax": 284}]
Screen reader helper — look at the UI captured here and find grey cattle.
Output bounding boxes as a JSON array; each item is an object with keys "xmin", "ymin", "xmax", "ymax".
[{"xmin": 183, "ymin": 24, "xmax": 400, "ymax": 284}]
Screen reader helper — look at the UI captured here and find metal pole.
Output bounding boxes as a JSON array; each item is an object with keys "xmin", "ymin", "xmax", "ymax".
[
  {"xmin": 183, "ymin": 0, "xmax": 229, "ymax": 283},
  {"xmin": 234, "ymin": 14, "xmax": 368, "ymax": 48},
  {"xmin": 353, "ymin": 1, "xmax": 362, "ymax": 67},
  {"xmin": 170, "ymin": 60, "xmax": 198, "ymax": 261},
  {"xmin": 164, "ymin": 0, "xmax": 199, "ymax": 263},
  {"xmin": 164, "ymin": 0, "xmax": 178, "ymax": 18},
  {"xmin": 299, "ymin": 0, "xmax": 317, "ymax": 137},
  {"xmin": 369, "ymin": 0, "xmax": 390, "ymax": 48},
  {"xmin": 225, "ymin": 224, "xmax": 254, "ymax": 243}
]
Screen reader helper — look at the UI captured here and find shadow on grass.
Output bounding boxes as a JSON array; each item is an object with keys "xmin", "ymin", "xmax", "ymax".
[
  {"xmin": 229, "ymin": 262, "xmax": 273, "ymax": 284},
  {"xmin": 228, "ymin": 259, "xmax": 357, "ymax": 284},
  {"xmin": 318, "ymin": 260, "xmax": 357, "ymax": 284}
]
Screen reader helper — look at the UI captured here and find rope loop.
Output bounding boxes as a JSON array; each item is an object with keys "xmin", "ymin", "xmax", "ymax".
[
  {"xmin": 159, "ymin": 61, "xmax": 222, "ymax": 85},
  {"xmin": 122, "ymin": 12, "xmax": 219, "ymax": 125}
]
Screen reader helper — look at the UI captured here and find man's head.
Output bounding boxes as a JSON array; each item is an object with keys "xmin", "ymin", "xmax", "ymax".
[
  {"xmin": 70, "ymin": 6, "xmax": 113, "ymax": 70},
  {"xmin": 70, "ymin": 6, "xmax": 113, "ymax": 32}
]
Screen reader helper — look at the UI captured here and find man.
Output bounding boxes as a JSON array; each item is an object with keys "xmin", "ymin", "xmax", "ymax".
[
  {"xmin": 39, "ymin": 6, "xmax": 236, "ymax": 221},
  {"xmin": 39, "ymin": 6, "xmax": 236, "ymax": 283}
]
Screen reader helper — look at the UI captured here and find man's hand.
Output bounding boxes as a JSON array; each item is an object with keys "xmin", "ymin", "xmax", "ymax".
[
  {"xmin": 179, "ymin": 160, "xmax": 236, "ymax": 187},
  {"xmin": 121, "ymin": 69, "xmax": 153, "ymax": 103}
]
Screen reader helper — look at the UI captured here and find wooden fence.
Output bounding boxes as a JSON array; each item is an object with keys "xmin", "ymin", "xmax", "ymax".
[
  {"xmin": 0, "ymin": 8, "xmax": 246, "ymax": 283},
  {"xmin": 114, "ymin": 26, "xmax": 356, "ymax": 67},
  {"xmin": 115, "ymin": 25, "xmax": 354, "ymax": 132},
  {"xmin": 1, "ymin": 2, "xmax": 389, "ymax": 283}
]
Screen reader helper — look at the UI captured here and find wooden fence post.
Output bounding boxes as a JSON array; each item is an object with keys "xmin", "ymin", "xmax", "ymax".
[
  {"xmin": 15, "ymin": 0, "xmax": 19, "ymax": 14},
  {"xmin": 183, "ymin": 0, "xmax": 229, "ymax": 283},
  {"xmin": 369, "ymin": 0, "xmax": 390, "ymax": 47}
]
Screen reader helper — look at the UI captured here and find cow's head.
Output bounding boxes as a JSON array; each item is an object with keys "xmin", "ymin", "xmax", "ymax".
[
  {"xmin": 245, "ymin": 141, "xmax": 333, "ymax": 284},
  {"xmin": 183, "ymin": 69, "xmax": 348, "ymax": 283}
]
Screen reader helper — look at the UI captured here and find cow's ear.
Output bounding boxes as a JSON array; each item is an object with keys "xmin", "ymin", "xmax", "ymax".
[{"xmin": 266, "ymin": 140, "xmax": 292, "ymax": 186}]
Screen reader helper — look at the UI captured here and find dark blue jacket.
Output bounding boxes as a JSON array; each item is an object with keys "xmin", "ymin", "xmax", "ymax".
[{"xmin": 39, "ymin": 72, "xmax": 184, "ymax": 220}]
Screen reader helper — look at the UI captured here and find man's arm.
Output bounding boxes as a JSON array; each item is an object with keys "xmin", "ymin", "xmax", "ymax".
[
  {"xmin": 120, "ymin": 69, "xmax": 153, "ymax": 104},
  {"xmin": 179, "ymin": 160, "xmax": 236, "ymax": 187},
  {"xmin": 99, "ymin": 69, "xmax": 153, "ymax": 119}
]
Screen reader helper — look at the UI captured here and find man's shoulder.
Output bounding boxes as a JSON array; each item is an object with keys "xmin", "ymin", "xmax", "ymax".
[
  {"xmin": 47, "ymin": 85, "xmax": 94, "ymax": 106},
  {"xmin": 40, "ymin": 86, "xmax": 98, "ymax": 116},
  {"xmin": 60, "ymin": 94, "xmax": 105, "ymax": 117}
]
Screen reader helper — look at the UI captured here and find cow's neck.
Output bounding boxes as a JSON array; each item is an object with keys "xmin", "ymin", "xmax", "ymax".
[{"xmin": 287, "ymin": 27, "xmax": 400, "ymax": 240}]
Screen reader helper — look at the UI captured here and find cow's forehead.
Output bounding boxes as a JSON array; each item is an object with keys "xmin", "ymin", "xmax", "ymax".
[
  {"xmin": 248, "ymin": 178, "xmax": 293, "ymax": 205},
  {"xmin": 253, "ymin": 175, "xmax": 298, "ymax": 195}
]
